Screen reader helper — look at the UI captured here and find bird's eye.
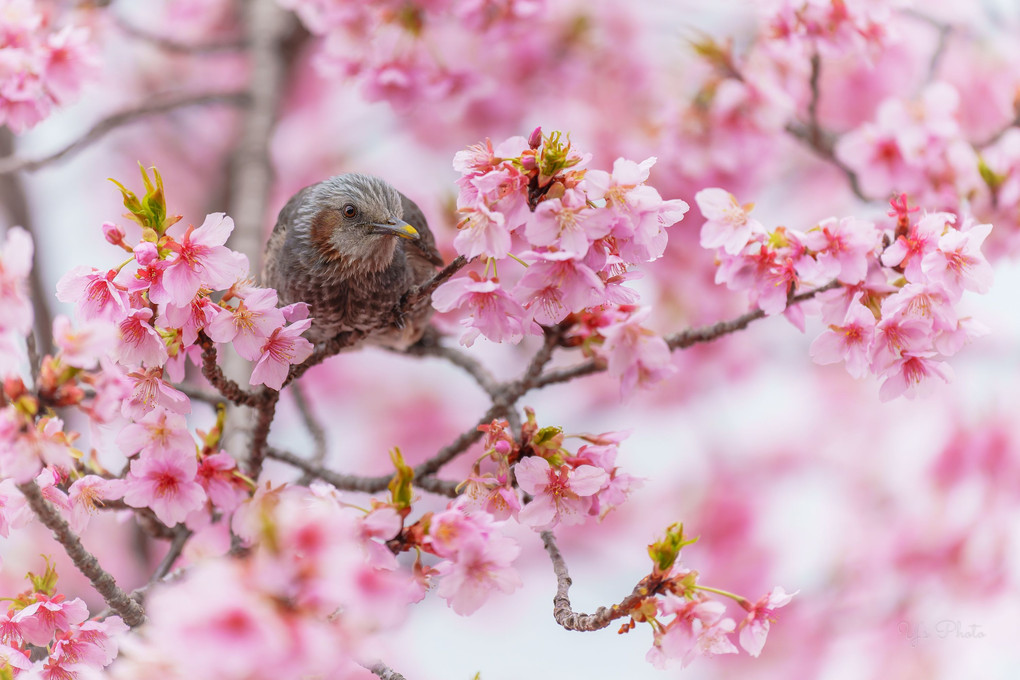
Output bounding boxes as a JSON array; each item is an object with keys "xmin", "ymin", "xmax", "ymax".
[{"xmin": 342, "ymin": 204, "xmax": 358, "ymax": 218}]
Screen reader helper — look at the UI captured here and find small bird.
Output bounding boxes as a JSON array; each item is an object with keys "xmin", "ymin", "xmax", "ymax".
[{"xmin": 261, "ymin": 173, "xmax": 444, "ymax": 348}]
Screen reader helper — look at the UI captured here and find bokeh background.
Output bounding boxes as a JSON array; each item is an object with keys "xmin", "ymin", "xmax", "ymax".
[{"xmin": 3, "ymin": 0, "xmax": 1019, "ymax": 678}]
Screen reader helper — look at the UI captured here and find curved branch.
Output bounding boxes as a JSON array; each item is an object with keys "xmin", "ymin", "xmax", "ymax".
[
  {"xmin": 265, "ymin": 447, "xmax": 459, "ymax": 497},
  {"xmin": 197, "ymin": 334, "xmax": 262, "ymax": 407},
  {"xmin": 18, "ymin": 481, "xmax": 146, "ymax": 627},
  {"xmin": 534, "ymin": 281, "xmax": 840, "ymax": 390},
  {"xmin": 0, "ymin": 92, "xmax": 250, "ymax": 175},
  {"xmin": 541, "ymin": 531, "xmax": 654, "ymax": 632},
  {"xmin": 113, "ymin": 14, "xmax": 246, "ymax": 54}
]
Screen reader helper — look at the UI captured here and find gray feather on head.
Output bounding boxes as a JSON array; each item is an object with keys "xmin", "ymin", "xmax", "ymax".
[{"xmin": 292, "ymin": 173, "xmax": 409, "ymax": 276}]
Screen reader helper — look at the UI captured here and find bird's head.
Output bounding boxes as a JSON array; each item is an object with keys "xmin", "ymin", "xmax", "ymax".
[{"xmin": 301, "ymin": 173, "xmax": 420, "ymax": 274}]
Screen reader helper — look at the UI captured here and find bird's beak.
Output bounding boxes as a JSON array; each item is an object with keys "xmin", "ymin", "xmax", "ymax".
[{"xmin": 369, "ymin": 219, "xmax": 419, "ymax": 240}]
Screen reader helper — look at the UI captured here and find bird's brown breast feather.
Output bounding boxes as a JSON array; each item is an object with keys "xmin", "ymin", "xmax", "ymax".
[{"xmin": 309, "ymin": 208, "xmax": 344, "ymax": 262}]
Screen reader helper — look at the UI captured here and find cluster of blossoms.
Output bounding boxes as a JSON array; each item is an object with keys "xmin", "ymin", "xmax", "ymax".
[
  {"xmin": 763, "ymin": 0, "xmax": 903, "ymax": 58},
  {"xmin": 0, "ymin": 561, "xmax": 125, "ymax": 678},
  {"xmin": 111, "ymin": 484, "xmax": 416, "ymax": 679},
  {"xmin": 0, "ymin": 0, "xmax": 97, "ymax": 132},
  {"xmin": 695, "ymin": 189, "xmax": 992, "ymax": 400},
  {"xmin": 55, "ymin": 167, "xmax": 313, "ymax": 398},
  {"xmin": 836, "ymin": 82, "xmax": 982, "ymax": 206},
  {"xmin": 435, "ymin": 129, "xmax": 690, "ymax": 395},
  {"xmin": 626, "ymin": 524, "xmax": 796, "ymax": 669},
  {"xmin": 461, "ymin": 412, "xmax": 641, "ymax": 532},
  {"xmin": 279, "ymin": 0, "xmax": 541, "ymax": 110}
]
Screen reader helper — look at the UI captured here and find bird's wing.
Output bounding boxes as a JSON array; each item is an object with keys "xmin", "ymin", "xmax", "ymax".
[
  {"xmin": 399, "ymin": 192, "xmax": 444, "ymax": 268},
  {"xmin": 261, "ymin": 184, "xmax": 317, "ymax": 288}
]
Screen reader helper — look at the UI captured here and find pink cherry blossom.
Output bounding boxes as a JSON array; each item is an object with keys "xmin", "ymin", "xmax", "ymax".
[
  {"xmin": 921, "ymin": 221, "xmax": 994, "ymax": 298},
  {"xmin": 695, "ymin": 188, "xmax": 763, "ymax": 255},
  {"xmin": 117, "ymin": 407, "xmax": 194, "ymax": 457},
  {"xmin": 206, "ymin": 288, "xmax": 286, "ymax": 360},
  {"xmin": 196, "ymin": 452, "xmax": 247, "ymax": 512},
  {"xmin": 647, "ymin": 597, "xmax": 738, "ymax": 669},
  {"xmin": 0, "ymin": 226, "xmax": 33, "ymax": 334},
  {"xmin": 799, "ymin": 216, "xmax": 880, "ymax": 285},
  {"xmin": 878, "ymin": 351, "xmax": 954, "ymax": 401},
  {"xmin": 160, "ymin": 294, "xmax": 226, "ymax": 346},
  {"xmin": 114, "ymin": 307, "xmax": 169, "ymax": 367},
  {"xmin": 435, "ymin": 534, "xmax": 522, "ymax": 615},
  {"xmin": 123, "ymin": 448, "xmax": 207, "ymax": 526},
  {"xmin": 123, "ymin": 368, "xmax": 191, "ymax": 420},
  {"xmin": 52, "ymin": 314, "xmax": 116, "ymax": 369},
  {"xmin": 67, "ymin": 475, "xmax": 124, "ymax": 533},
  {"xmin": 515, "ymin": 456, "xmax": 608, "ymax": 530},
  {"xmin": 809, "ymin": 298, "xmax": 877, "ymax": 379},
  {"xmin": 249, "ymin": 319, "xmax": 314, "ymax": 391},
  {"xmin": 526, "ymin": 188, "xmax": 608, "ymax": 255},
  {"xmin": 881, "ymin": 212, "xmax": 950, "ymax": 282},
  {"xmin": 738, "ymin": 586, "xmax": 797, "ymax": 657},
  {"xmin": 50, "ymin": 617, "xmax": 127, "ymax": 670},
  {"xmin": 453, "ymin": 202, "xmax": 513, "ymax": 260},
  {"xmin": 598, "ymin": 307, "xmax": 676, "ymax": 396},
  {"xmin": 12, "ymin": 595, "xmax": 89, "ymax": 646},
  {"xmin": 514, "ymin": 251, "xmax": 605, "ymax": 325},
  {"xmin": 55, "ymin": 266, "xmax": 130, "ymax": 322},
  {"xmin": 161, "ymin": 213, "xmax": 249, "ymax": 305},
  {"xmin": 432, "ymin": 274, "xmax": 529, "ymax": 346}
]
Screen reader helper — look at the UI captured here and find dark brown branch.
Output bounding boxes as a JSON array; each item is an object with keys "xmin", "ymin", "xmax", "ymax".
[
  {"xmin": 247, "ymin": 392, "xmax": 279, "ymax": 478},
  {"xmin": 17, "ymin": 481, "xmax": 146, "ymax": 627},
  {"xmin": 541, "ymin": 531, "xmax": 654, "ymax": 632},
  {"xmin": 533, "ymin": 281, "xmax": 840, "ymax": 390},
  {"xmin": 398, "ymin": 337, "xmax": 500, "ymax": 397},
  {"xmin": 785, "ymin": 120, "xmax": 869, "ymax": 203},
  {"xmin": 265, "ymin": 447, "xmax": 459, "ymax": 497},
  {"xmin": 197, "ymin": 334, "xmax": 262, "ymax": 407},
  {"xmin": 291, "ymin": 381, "xmax": 328, "ymax": 485},
  {"xmin": 152, "ymin": 526, "xmax": 192, "ymax": 581},
  {"xmin": 113, "ymin": 13, "xmax": 246, "ymax": 54},
  {"xmin": 0, "ymin": 129, "xmax": 53, "ymax": 353},
  {"xmin": 0, "ymin": 92, "xmax": 250, "ymax": 175}
]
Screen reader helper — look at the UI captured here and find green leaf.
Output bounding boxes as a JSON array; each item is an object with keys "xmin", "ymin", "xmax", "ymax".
[
  {"xmin": 388, "ymin": 447, "xmax": 414, "ymax": 510},
  {"xmin": 647, "ymin": 522, "xmax": 698, "ymax": 574}
]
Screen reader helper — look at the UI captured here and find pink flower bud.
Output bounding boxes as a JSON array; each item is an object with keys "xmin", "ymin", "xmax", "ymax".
[
  {"xmin": 495, "ymin": 440, "xmax": 511, "ymax": 456},
  {"xmin": 134, "ymin": 241, "xmax": 159, "ymax": 266},
  {"xmin": 102, "ymin": 222, "xmax": 125, "ymax": 245},
  {"xmin": 528, "ymin": 126, "xmax": 543, "ymax": 149}
]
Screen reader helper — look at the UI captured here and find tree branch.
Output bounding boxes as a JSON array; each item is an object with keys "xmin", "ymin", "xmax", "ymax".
[
  {"xmin": 113, "ymin": 13, "xmax": 246, "ymax": 54},
  {"xmin": 533, "ymin": 281, "xmax": 840, "ymax": 390},
  {"xmin": 0, "ymin": 92, "xmax": 250, "ymax": 175},
  {"xmin": 265, "ymin": 447, "xmax": 459, "ymax": 497},
  {"xmin": 540, "ymin": 530, "xmax": 655, "ymax": 632},
  {"xmin": 364, "ymin": 661, "xmax": 407, "ymax": 680},
  {"xmin": 17, "ymin": 481, "xmax": 146, "ymax": 627},
  {"xmin": 197, "ymin": 334, "xmax": 261, "ymax": 407}
]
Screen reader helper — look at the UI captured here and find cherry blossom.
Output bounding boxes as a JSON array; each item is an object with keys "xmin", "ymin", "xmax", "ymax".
[
  {"xmin": 122, "ymin": 448, "xmax": 207, "ymax": 527},
  {"xmin": 738, "ymin": 586, "xmax": 797, "ymax": 657},
  {"xmin": 249, "ymin": 318, "xmax": 314, "ymax": 391},
  {"xmin": 161, "ymin": 213, "xmax": 249, "ymax": 305},
  {"xmin": 515, "ymin": 456, "xmax": 608, "ymax": 530}
]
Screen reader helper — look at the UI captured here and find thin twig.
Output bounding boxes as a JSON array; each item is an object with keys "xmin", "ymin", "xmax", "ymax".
[
  {"xmin": 364, "ymin": 661, "xmax": 407, "ymax": 680},
  {"xmin": 152, "ymin": 526, "xmax": 192, "ymax": 581},
  {"xmin": 397, "ymin": 338, "xmax": 500, "ymax": 397},
  {"xmin": 0, "ymin": 92, "xmax": 250, "ymax": 175},
  {"xmin": 17, "ymin": 481, "xmax": 146, "ymax": 627},
  {"xmin": 0, "ymin": 129, "xmax": 53, "ymax": 352},
  {"xmin": 113, "ymin": 13, "xmax": 246, "ymax": 54},
  {"xmin": 265, "ymin": 447, "xmax": 459, "ymax": 497},
  {"xmin": 291, "ymin": 381, "xmax": 328, "ymax": 485},
  {"xmin": 533, "ymin": 281, "xmax": 840, "ymax": 390},
  {"xmin": 540, "ymin": 531, "xmax": 656, "ymax": 632}
]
